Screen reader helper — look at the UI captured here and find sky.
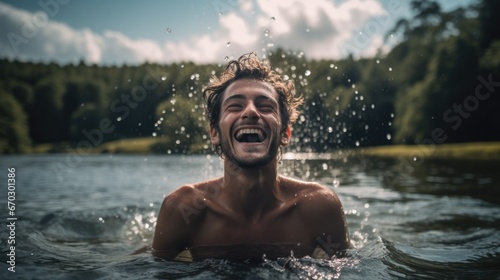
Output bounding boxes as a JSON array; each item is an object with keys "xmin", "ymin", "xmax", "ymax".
[{"xmin": 0, "ymin": 0, "xmax": 476, "ymax": 65}]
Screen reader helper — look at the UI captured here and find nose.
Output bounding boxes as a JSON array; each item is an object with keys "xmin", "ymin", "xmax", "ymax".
[{"xmin": 242, "ymin": 101, "xmax": 259, "ymax": 120}]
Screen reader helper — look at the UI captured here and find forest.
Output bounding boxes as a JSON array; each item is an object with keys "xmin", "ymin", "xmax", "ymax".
[{"xmin": 1, "ymin": 0, "xmax": 499, "ymax": 154}]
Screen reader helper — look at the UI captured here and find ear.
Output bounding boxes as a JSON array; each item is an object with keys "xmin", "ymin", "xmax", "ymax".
[
  {"xmin": 210, "ymin": 125, "xmax": 220, "ymax": 146},
  {"xmin": 280, "ymin": 126, "xmax": 291, "ymax": 147}
]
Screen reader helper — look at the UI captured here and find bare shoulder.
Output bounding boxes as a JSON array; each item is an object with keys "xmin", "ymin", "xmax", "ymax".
[
  {"xmin": 279, "ymin": 176, "xmax": 342, "ymax": 206},
  {"xmin": 160, "ymin": 177, "xmax": 223, "ymax": 221},
  {"xmin": 165, "ymin": 177, "xmax": 223, "ymax": 200},
  {"xmin": 280, "ymin": 176, "xmax": 350, "ymax": 251},
  {"xmin": 152, "ymin": 177, "xmax": 223, "ymax": 258}
]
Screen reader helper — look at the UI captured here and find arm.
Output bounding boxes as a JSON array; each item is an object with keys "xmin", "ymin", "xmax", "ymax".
[
  {"xmin": 304, "ymin": 185, "xmax": 350, "ymax": 256},
  {"xmin": 152, "ymin": 185, "xmax": 200, "ymax": 260}
]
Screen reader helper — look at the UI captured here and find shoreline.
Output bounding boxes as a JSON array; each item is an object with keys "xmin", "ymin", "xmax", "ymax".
[
  {"xmin": 27, "ymin": 139, "xmax": 500, "ymax": 161},
  {"xmin": 359, "ymin": 142, "xmax": 500, "ymax": 161}
]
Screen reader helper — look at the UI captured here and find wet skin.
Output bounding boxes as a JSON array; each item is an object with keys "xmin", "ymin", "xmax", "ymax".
[{"xmin": 152, "ymin": 79, "xmax": 349, "ymax": 261}]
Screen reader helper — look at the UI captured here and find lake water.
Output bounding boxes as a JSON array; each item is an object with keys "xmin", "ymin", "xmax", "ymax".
[{"xmin": 0, "ymin": 154, "xmax": 499, "ymax": 279}]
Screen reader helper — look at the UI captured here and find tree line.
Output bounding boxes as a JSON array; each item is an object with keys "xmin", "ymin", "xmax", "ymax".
[{"xmin": 1, "ymin": 0, "xmax": 499, "ymax": 154}]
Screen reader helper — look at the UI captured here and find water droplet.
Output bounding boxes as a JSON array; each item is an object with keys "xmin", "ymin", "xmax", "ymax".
[
  {"xmin": 117, "ymin": 117, "xmax": 122, "ymax": 122},
  {"xmin": 364, "ymin": 203, "xmax": 370, "ymax": 208},
  {"xmin": 152, "ymin": 132, "xmax": 157, "ymax": 137},
  {"xmin": 304, "ymin": 70, "xmax": 311, "ymax": 76},
  {"xmin": 355, "ymin": 141, "xmax": 360, "ymax": 147},
  {"xmin": 226, "ymin": 42, "xmax": 231, "ymax": 47},
  {"xmin": 322, "ymin": 163, "xmax": 328, "ymax": 170},
  {"xmin": 270, "ymin": 16, "xmax": 275, "ymax": 20},
  {"xmin": 413, "ymin": 157, "xmax": 417, "ymax": 162},
  {"xmin": 224, "ymin": 56, "xmax": 229, "ymax": 61},
  {"xmin": 376, "ymin": 59, "xmax": 380, "ymax": 64},
  {"xmin": 166, "ymin": 27, "xmax": 172, "ymax": 33},
  {"xmin": 161, "ymin": 76, "xmax": 166, "ymax": 81},
  {"xmin": 333, "ymin": 178, "xmax": 340, "ymax": 188},
  {"xmin": 264, "ymin": 29, "xmax": 270, "ymax": 37},
  {"xmin": 388, "ymin": 67, "xmax": 392, "ymax": 71},
  {"xmin": 386, "ymin": 134, "xmax": 392, "ymax": 140}
]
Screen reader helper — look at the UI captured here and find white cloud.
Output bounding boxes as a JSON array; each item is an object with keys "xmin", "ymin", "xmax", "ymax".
[
  {"xmin": 253, "ymin": 0, "xmax": 387, "ymax": 60},
  {"xmin": 101, "ymin": 30, "xmax": 164, "ymax": 64},
  {"xmin": 0, "ymin": 2, "xmax": 164, "ymax": 65},
  {"xmin": 0, "ymin": 0, "xmax": 396, "ymax": 65}
]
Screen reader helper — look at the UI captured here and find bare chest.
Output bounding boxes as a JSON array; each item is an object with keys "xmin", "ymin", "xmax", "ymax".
[{"xmin": 190, "ymin": 208, "xmax": 314, "ymax": 246}]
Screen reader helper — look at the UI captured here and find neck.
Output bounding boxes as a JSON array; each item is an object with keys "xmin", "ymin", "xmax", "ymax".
[{"xmin": 221, "ymin": 158, "xmax": 282, "ymax": 221}]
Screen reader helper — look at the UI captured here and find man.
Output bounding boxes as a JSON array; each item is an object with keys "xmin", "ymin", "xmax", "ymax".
[{"xmin": 152, "ymin": 52, "xmax": 349, "ymax": 261}]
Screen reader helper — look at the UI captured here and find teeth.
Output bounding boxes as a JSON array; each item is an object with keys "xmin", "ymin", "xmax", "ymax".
[{"xmin": 235, "ymin": 128, "xmax": 265, "ymax": 141}]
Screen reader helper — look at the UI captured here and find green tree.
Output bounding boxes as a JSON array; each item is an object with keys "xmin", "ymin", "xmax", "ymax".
[
  {"xmin": 69, "ymin": 103, "xmax": 102, "ymax": 143},
  {"xmin": 155, "ymin": 96, "xmax": 207, "ymax": 153},
  {"xmin": 31, "ymin": 77, "xmax": 67, "ymax": 143},
  {"xmin": 0, "ymin": 91, "xmax": 32, "ymax": 153}
]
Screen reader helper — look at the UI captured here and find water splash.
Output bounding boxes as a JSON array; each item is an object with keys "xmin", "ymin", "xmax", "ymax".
[{"xmin": 333, "ymin": 178, "xmax": 340, "ymax": 188}]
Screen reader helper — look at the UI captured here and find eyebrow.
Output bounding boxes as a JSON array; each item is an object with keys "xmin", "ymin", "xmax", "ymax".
[{"xmin": 222, "ymin": 94, "xmax": 277, "ymax": 105}]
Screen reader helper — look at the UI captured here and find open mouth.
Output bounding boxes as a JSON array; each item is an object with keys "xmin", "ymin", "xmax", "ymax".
[{"xmin": 235, "ymin": 128, "xmax": 267, "ymax": 143}]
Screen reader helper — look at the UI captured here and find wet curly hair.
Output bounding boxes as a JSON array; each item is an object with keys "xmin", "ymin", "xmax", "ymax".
[{"xmin": 203, "ymin": 52, "xmax": 303, "ymax": 133}]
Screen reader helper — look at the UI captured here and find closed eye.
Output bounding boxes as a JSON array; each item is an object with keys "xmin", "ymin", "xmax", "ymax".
[
  {"xmin": 225, "ymin": 103, "xmax": 243, "ymax": 111},
  {"xmin": 258, "ymin": 104, "xmax": 276, "ymax": 112}
]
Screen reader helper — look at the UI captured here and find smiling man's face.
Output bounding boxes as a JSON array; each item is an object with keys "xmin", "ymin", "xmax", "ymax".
[{"xmin": 210, "ymin": 78, "xmax": 290, "ymax": 168}]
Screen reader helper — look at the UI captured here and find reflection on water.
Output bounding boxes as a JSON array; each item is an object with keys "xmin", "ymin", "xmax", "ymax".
[{"xmin": 0, "ymin": 154, "xmax": 499, "ymax": 279}]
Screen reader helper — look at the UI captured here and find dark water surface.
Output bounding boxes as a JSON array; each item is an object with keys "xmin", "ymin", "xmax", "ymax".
[{"xmin": 0, "ymin": 154, "xmax": 499, "ymax": 279}]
